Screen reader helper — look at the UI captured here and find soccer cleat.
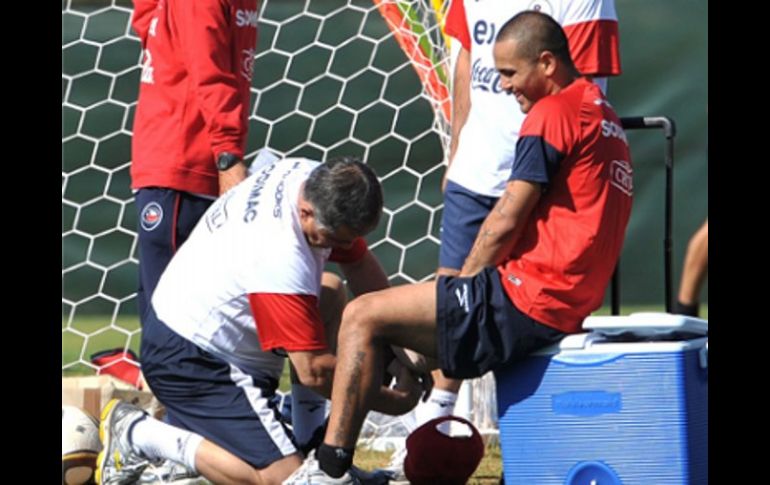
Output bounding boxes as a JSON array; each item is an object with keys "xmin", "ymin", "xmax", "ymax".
[
  {"xmin": 95, "ymin": 399, "xmax": 153, "ymax": 484},
  {"xmin": 282, "ymin": 450, "xmax": 361, "ymax": 485},
  {"xmin": 138, "ymin": 459, "xmax": 208, "ymax": 484},
  {"xmin": 382, "ymin": 443, "xmax": 408, "ymax": 485},
  {"xmin": 348, "ymin": 465, "xmax": 391, "ymax": 485}
]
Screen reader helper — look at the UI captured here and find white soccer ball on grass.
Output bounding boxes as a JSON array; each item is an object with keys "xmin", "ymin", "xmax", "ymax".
[{"xmin": 62, "ymin": 405, "xmax": 102, "ymax": 485}]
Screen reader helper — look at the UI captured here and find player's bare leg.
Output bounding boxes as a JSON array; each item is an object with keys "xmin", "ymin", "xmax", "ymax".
[
  {"xmin": 318, "ymin": 281, "xmax": 438, "ymax": 477},
  {"xmin": 424, "ymin": 267, "xmax": 463, "ymax": 417},
  {"xmin": 676, "ymin": 220, "xmax": 708, "ymax": 315},
  {"xmin": 178, "ymin": 273, "xmax": 350, "ymax": 483},
  {"xmin": 98, "ymin": 398, "xmax": 307, "ymax": 485},
  {"xmin": 192, "ymin": 439, "xmax": 302, "ymax": 485},
  {"xmin": 427, "ymin": 371, "xmax": 462, "ymax": 396}
]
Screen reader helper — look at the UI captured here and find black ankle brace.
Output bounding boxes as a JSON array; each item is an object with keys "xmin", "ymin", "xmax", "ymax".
[
  {"xmin": 673, "ymin": 300, "xmax": 699, "ymax": 317},
  {"xmin": 317, "ymin": 443, "xmax": 354, "ymax": 478}
]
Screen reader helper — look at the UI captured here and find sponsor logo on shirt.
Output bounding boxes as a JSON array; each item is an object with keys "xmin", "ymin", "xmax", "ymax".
[
  {"xmin": 244, "ymin": 162, "xmax": 277, "ymax": 223},
  {"xmin": 236, "ymin": 9, "xmax": 258, "ymax": 28},
  {"xmin": 273, "ymin": 163, "xmax": 299, "ymax": 219},
  {"xmin": 609, "ymin": 160, "xmax": 633, "ymax": 196},
  {"xmin": 241, "ymin": 48, "xmax": 256, "ymax": 81},
  {"xmin": 473, "ymin": 20, "xmax": 498, "ymax": 46},
  {"xmin": 471, "ymin": 58, "xmax": 504, "ymax": 93},
  {"xmin": 140, "ymin": 49, "xmax": 155, "ymax": 84},
  {"xmin": 600, "ymin": 119, "xmax": 628, "ymax": 146},
  {"xmin": 149, "ymin": 17, "xmax": 158, "ymax": 37}
]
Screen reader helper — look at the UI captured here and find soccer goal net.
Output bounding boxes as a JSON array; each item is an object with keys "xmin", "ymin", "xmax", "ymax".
[{"xmin": 62, "ymin": 0, "xmax": 498, "ymax": 445}]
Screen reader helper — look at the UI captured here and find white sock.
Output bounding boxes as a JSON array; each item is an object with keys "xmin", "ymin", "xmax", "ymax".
[
  {"xmin": 399, "ymin": 410, "xmax": 417, "ymax": 434},
  {"xmin": 130, "ymin": 415, "xmax": 204, "ymax": 473},
  {"xmin": 291, "ymin": 384, "xmax": 328, "ymax": 449},
  {"xmin": 414, "ymin": 388, "xmax": 458, "ymax": 427}
]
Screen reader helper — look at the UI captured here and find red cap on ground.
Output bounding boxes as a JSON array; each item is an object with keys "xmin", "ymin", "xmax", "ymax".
[{"xmin": 403, "ymin": 415, "xmax": 484, "ymax": 485}]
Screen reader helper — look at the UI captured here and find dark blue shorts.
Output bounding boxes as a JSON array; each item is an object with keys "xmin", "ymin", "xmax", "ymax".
[
  {"xmin": 436, "ymin": 267, "xmax": 566, "ymax": 379},
  {"xmin": 135, "ymin": 188, "xmax": 213, "ymax": 322},
  {"xmin": 140, "ymin": 307, "xmax": 297, "ymax": 469},
  {"xmin": 439, "ymin": 181, "xmax": 498, "ymax": 270}
]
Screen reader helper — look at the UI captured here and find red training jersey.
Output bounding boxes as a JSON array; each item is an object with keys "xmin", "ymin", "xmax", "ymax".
[
  {"xmin": 500, "ymin": 78, "xmax": 633, "ymax": 333},
  {"xmin": 130, "ymin": 0, "xmax": 259, "ymax": 196}
]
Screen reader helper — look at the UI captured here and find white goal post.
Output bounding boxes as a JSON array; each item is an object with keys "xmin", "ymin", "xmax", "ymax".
[{"xmin": 62, "ymin": 0, "xmax": 498, "ymax": 445}]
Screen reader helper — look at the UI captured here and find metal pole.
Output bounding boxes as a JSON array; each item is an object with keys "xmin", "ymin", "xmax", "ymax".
[{"xmin": 618, "ymin": 116, "xmax": 676, "ymax": 312}]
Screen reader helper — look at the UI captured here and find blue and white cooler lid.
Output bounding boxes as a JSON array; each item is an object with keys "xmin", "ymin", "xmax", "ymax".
[{"xmin": 583, "ymin": 312, "xmax": 708, "ymax": 338}]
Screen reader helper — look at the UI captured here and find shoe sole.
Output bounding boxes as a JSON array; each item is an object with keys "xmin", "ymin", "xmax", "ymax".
[{"xmin": 95, "ymin": 398, "xmax": 122, "ymax": 485}]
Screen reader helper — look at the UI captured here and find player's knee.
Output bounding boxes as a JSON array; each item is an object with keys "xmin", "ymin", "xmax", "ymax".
[{"xmin": 339, "ymin": 296, "xmax": 379, "ymax": 342}]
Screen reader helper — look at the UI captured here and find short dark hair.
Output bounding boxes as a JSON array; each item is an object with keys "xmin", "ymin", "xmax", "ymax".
[
  {"xmin": 496, "ymin": 11, "xmax": 575, "ymax": 68},
  {"xmin": 303, "ymin": 156, "xmax": 383, "ymax": 234}
]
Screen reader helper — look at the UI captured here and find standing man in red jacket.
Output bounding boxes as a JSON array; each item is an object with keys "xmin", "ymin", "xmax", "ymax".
[{"xmin": 130, "ymin": 0, "xmax": 257, "ymax": 320}]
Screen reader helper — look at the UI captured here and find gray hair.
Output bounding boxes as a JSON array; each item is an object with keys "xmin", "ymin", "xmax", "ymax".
[{"xmin": 303, "ymin": 156, "xmax": 383, "ymax": 234}]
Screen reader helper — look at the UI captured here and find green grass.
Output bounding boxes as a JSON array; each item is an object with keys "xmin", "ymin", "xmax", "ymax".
[
  {"xmin": 62, "ymin": 315, "xmax": 141, "ymax": 375},
  {"xmin": 62, "ymin": 314, "xmax": 297, "ymax": 388},
  {"xmin": 354, "ymin": 442, "xmax": 502, "ymax": 484}
]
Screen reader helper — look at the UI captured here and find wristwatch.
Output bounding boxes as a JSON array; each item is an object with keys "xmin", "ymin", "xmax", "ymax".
[{"xmin": 216, "ymin": 152, "xmax": 241, "ymax": 171}]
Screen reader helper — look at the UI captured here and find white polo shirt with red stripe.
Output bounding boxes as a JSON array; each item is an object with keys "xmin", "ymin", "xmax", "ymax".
[{"xmin": 152, "ymin": 158, "xmax": 366, "ymax": 379}]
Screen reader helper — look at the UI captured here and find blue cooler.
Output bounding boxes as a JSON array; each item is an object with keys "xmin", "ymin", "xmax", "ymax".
[{"xmin": 495, "ymin": 313, "xmax": 708, "ymax": 484}]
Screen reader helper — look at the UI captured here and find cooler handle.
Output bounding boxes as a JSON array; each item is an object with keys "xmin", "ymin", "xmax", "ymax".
[{"xmin": 699, "ymin": 341, "xmax": 708, "ymax": 369}]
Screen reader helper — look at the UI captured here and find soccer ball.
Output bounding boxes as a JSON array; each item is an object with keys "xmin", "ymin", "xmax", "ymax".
[{"xmin": 62, "ymin": 405, "xmax": 102, "ymax": 485}]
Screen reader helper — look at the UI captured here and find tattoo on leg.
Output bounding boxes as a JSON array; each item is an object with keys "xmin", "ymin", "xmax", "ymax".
[{"xmin": 334, "ymin": 351, "xmax": 366, "ymax": 443}]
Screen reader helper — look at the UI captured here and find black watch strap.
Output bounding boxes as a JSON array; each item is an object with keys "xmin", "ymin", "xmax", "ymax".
[{"xmin": 216, "ymin": 152, "xmax": 241, "ymax": 171}]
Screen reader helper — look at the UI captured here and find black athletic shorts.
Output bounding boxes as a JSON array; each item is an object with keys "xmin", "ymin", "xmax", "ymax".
[{"xmin": 436, "ymin": 267, "xmax": 566, "ymax": 379}]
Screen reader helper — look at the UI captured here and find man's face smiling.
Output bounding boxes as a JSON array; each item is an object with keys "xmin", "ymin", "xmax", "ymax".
[{"xmin": 493, "ymin": 38, "xmax": 550, "ymax": 114}]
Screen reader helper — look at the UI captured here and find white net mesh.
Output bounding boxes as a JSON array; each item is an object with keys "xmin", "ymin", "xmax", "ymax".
[{"xmin": 62, "ymin": 0, "xmax": 497, "ymax": 443}]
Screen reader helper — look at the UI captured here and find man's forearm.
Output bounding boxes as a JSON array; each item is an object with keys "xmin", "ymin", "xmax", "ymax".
[
  {"xmin": 341, "ymin": 250, "xmax": 390, "ymax": 296},
  {"xmin": 460, "ymin": 180, "xmax": 541, "ymax": 276},
  {"xmin": 460, "ymin": 191, "xmax": 519, "ymax": 276},
  {"xmin": 447, "ymin": 47, "xmax": 471, "ymax": 167}
]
